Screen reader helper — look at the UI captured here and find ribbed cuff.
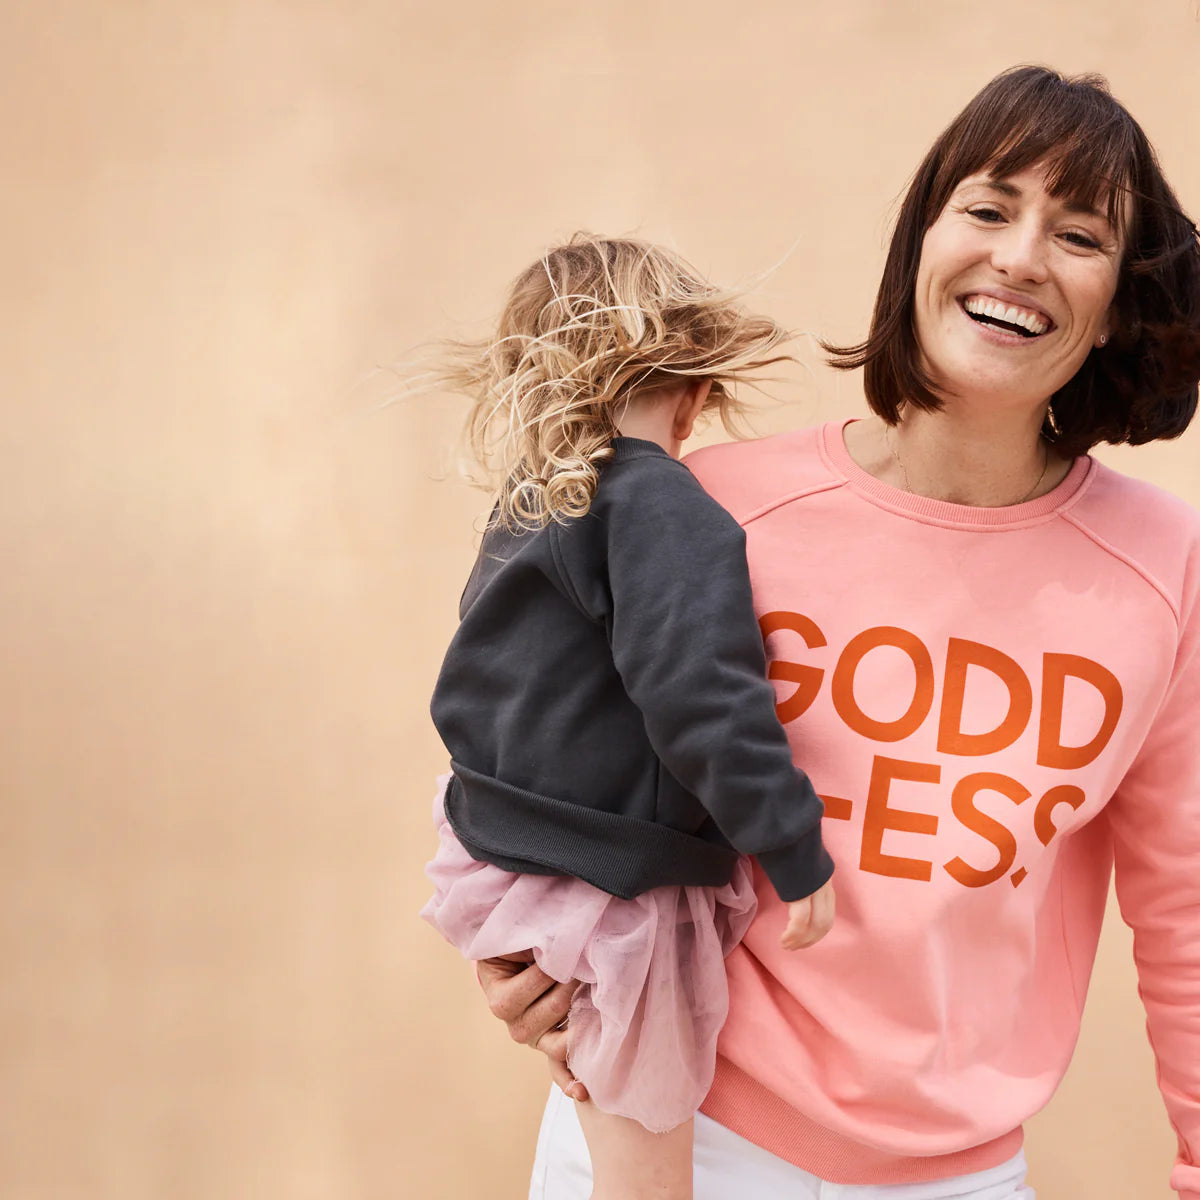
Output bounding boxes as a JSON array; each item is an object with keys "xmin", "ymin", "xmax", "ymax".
[{"xmin": 755, "ymin": 822, "xmax": 834, "ymax": 902}]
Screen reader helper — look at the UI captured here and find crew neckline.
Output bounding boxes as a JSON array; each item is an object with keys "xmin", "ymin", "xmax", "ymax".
[
  {"xmin": 820, "ymin": 418, "xmax": 1095, "ymax": 529},
  {"xmin": 609, "ymin": 436, "xmax": 671, "ymax": 463}
]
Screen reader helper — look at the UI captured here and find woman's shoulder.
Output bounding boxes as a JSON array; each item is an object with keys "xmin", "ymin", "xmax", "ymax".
[
  {"xmin": 683, "ymin": 422, "xmax": 836, "ymax": 523},
  {"xmin": 1068, "ymin": 455, "xmax": 1200, "ymax": 609},
  {"xmin": 1074, "ymin": 455, "xmax": 1200, "ymax": 532}
]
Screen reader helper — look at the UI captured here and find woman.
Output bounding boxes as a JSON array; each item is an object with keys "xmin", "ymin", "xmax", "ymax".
[{"xmin": 477, "ymin": 66, "xmax": 1200, "ymax": 1198}]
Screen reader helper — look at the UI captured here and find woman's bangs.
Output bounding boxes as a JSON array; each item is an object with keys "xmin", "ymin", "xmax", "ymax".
[
  {"xmin": 934, "ymin": 100, "xmax": 1135, "ymax": 234},
  {"xmin": 994, "ymin": 128, "xmax": 1133, "ymax": 234}
]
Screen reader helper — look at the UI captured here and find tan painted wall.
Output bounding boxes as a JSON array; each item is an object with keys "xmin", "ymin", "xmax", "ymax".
[{"xmin": 3, "ymin": 2, "xmax": 1198, "ymax": 1197}]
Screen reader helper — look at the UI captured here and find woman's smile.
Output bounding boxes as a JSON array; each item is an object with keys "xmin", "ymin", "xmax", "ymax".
[{"xmin": 959, "ymin": 290, "xmax": 1054, "ymax": 339}]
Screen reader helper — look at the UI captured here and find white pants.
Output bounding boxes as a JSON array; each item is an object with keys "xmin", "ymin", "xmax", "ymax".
[{"xmin": 529, "ymin": 1087, "xmax": 1036, "ymax": 1199}]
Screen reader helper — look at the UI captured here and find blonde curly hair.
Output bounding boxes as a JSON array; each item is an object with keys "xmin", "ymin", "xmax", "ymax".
[{"xmin": 432, "ymin": 233, "xmax": 792, "ymax": 528}]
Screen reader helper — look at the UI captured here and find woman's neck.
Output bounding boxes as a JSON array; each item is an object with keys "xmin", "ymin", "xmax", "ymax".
[{"xmin": 844, "ymin": 407, "xmax": 1073, "ymax": 507}]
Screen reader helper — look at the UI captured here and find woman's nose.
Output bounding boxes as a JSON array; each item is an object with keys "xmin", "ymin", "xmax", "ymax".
[{"xmin": 989, "ymin": 220, "xmax": 1049, "ymax": 284}]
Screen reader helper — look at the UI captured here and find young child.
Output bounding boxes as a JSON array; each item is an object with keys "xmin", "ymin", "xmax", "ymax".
[{"xmin": 420, "ymin": 234, "xmax": 834, "ymax": 1199}]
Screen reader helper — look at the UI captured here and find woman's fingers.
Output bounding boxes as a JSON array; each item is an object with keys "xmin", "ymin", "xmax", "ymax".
[
  {"xmin": 547, "ymin": 1053, "xmax": 589, "ymax": 1102},
  {"xmin": 476, "ymin": 951, "xmax": 544, "ymax": 1020},
  {"xmin": 476, "ymin": 953, "xmax": 588, "ymax": 1099},
  {"xmin": 512, "ymin": 979, "xmax": 578, "ymax": 1047},
  {"xmin": 476, "ymin": 952, "xmax": 579, "ymax": 1047},
  {"xmin": 477, "ymin": 951, "xmax": 551, "ymax": 1024},
  {"xmin": 535, "ymin": 1026, "xmax": 575, "ymax": 1071}
]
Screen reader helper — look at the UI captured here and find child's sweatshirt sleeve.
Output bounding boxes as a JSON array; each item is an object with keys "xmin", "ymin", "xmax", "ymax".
[
  {"xmin": 554, "ymin": 456, "xmax": 832, "ymax": 902},
  {"xmin": 1105, "ymin": 564, "xmax": 1200, "ymax": 1200}
]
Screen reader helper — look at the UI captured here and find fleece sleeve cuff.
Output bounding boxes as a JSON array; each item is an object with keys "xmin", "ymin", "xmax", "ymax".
[{"xmin": 754, "ymin": 820, "xmax": 835, "ymax": 903}]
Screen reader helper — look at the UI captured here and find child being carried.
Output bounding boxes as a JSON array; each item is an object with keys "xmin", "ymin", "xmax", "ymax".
[{"xmin": 420, "ymin": 233, "xmax": 835, "ymax": 1199}]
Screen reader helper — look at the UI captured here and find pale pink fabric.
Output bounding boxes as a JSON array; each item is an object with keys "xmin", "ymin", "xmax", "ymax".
[{"xmin": 420, "ymin": 775, "xmax": 757, "ymax": 1132}]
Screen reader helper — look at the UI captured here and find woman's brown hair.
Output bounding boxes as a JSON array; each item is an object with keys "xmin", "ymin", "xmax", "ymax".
[{"xmin": 826, "ymin": 65, "xmax": 1200, "ymax": 457}]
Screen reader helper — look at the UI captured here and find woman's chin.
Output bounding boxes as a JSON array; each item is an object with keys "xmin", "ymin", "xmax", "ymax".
[{"xmin": 928, "ymin": 366, "xmax": 1052, "ymax": 412}]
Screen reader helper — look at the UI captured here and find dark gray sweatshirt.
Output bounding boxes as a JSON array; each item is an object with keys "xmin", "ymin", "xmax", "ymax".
[{"xmin": 430, "ymin": 437, "xmax": 832, "ymax": 902}]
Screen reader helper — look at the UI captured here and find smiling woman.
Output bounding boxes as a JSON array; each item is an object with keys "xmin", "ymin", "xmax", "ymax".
[
  {"xmin": 828, "ymin": 65, "xmax": 1200, "ymax": 469},
  {"xmin": 912, "ymin": 160, "xmax": 1122, "ymax": 440},
  {"xmin": 474, "ymin": 65, "xmax": 1200, "ymax": 1200}
]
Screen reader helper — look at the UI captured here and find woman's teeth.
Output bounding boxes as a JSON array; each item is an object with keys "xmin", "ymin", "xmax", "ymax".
[{"xmin": 963, "ymin": 296, "xmax": 1049, "ymax": 337}]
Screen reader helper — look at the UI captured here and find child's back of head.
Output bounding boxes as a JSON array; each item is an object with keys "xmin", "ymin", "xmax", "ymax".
[{"xmin": 431, "ymin": 233, "xmax": 792, "ymax": 528}]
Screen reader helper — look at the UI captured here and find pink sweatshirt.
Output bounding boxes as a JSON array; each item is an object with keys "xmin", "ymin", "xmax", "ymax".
[{"xmin": 686, "ymin": 420, "xmax": 1200, "ymax": 1197}]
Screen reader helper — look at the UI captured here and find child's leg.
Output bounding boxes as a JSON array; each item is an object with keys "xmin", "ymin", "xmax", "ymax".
[{"xmin": 574, "ymin": 1099, "xmax": 693, "ymax": 1200}]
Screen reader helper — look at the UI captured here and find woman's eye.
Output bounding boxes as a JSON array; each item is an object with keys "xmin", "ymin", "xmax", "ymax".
[
  {"xmin": 1061, "ymin": 230, "xmax": 1102, "ymax": 250},
  {"xmin": 967, "ymin": 207, "xmax": 1005, "ymax": 223}
]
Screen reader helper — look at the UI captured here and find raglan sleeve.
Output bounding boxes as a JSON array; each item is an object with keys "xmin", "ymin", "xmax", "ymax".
[
  {"xmin": 557, "ymin": 458, "xmax": 832, "ymax": 902},
  {"xmin": 1105, "ymin": 558, "xmax": 1200, "ymax": 1200}
]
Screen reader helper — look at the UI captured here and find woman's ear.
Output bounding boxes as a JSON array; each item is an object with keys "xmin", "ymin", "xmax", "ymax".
[{"xmin": 672, "ymin": 379, "xmax": 713, "ymax": 442}]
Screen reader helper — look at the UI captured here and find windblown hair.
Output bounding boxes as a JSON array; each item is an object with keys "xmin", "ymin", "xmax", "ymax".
[
  {"xmin": 825, "ymin": 65, "xmax": 1200, "ymax": 457},
  {"xmin": 430, "ymin": 233, "xmax": 792, "ymax": 527}
]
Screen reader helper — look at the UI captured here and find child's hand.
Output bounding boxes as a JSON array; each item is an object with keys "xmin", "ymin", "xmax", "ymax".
[{"xmin": 780, "ymin": 879, "xmax": 835, "ymax": 951}]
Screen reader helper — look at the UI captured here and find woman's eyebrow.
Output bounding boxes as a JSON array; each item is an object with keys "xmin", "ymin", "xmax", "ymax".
[
  {"xmin": 950, "ymin": 177, "xmax": 1021, "ymax": 199},
  {"xmin": 1061, "ymin": 198, "xmax": 1109, "ymax": 221},
  {"xmin": 978, "ymin": 178, "xmax": 1021, "ymax": 198},
  {"xmin": 964, "ymin": 176, "xmax": 1109, "ymax": 223}
]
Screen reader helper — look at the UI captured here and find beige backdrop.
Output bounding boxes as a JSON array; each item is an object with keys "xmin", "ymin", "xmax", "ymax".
[{"xmin": 4, "ymin": 2, "xmax": 1199, "ymax": 1197}]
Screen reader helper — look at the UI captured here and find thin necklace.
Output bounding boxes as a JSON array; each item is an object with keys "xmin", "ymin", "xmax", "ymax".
[{"xmin": 883, "ymin": 425, "xmax": 1049, "ymax": 506}]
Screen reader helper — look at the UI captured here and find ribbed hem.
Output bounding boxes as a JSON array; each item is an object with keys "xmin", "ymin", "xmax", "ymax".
[
  {"xmin": 1169, "ymin": 1164, "xmax": 1200, "ymax": 1200},
  {"xmin": 820, "ymin": 419, "xmax": 1094, "ymax": 530},
  {"xmin": 446, "ymin": 763, "xmax": 739, "ymax": 899},
  {"xmin": 699, "ymin": 1057, "xmax": 1024, "ymax": 1186}
]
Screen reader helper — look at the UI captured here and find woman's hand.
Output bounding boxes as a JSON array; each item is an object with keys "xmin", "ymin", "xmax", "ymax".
[
  {"xmin": 476, "ymin": 951, "xmax": 589, "ymax": 1100},
  {"xmin": 780, "ymin": 879, "xmax": 836, "ymax": 951}
]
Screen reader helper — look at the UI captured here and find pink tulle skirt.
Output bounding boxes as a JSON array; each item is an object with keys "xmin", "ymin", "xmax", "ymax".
[{"xmin": 419, "ymin": 775, "xmax": 757, "ymax": 1132}]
